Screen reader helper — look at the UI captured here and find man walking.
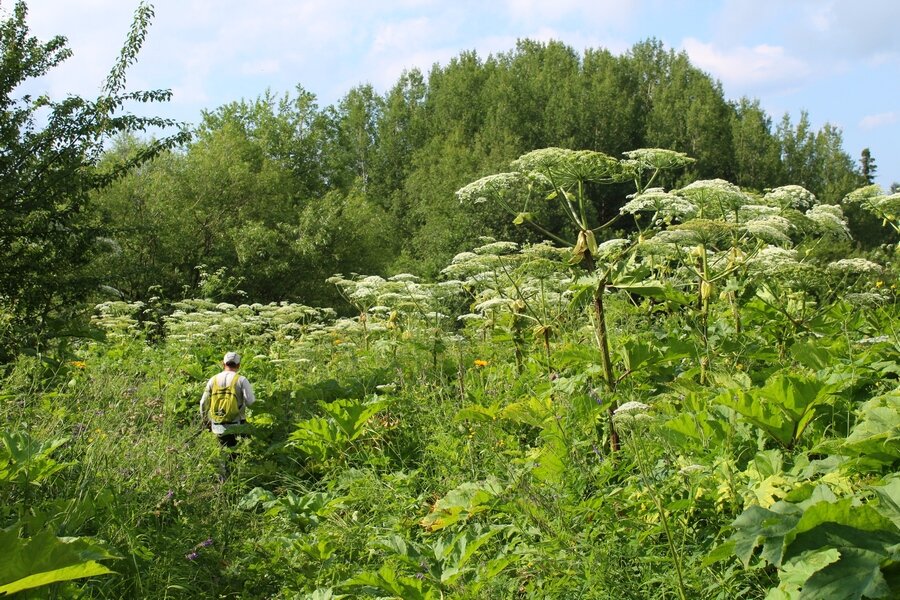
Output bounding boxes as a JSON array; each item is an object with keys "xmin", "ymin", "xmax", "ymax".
[{"xmin": 200, "ymin": 351, "xmax": 256, "ymax": 449}]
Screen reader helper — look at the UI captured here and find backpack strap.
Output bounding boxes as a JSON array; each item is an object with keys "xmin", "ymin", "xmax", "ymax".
[{"xmin": 227, "ymin": 373, "xmax": 243, "ymax": 408}]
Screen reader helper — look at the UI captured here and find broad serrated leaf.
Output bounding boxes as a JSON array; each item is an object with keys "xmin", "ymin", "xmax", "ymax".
[
  {"xmin": 0, "ymin": 528, "xmax": 118, "ymax": 596},
  {"xmin": 871, "ymin": 476, "xmax": 900, "ymax": 529},
  {"xmin": 797, "ymin": 548, "xmax": 891, "ymax": 600}
]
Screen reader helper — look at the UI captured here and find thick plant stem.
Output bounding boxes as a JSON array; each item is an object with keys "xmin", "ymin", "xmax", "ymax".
[
  {"xmin": 697, "ymin": 245, "xmax": 710, "ymax": 385},
  {"xmin": 584, "ymin": 250, "xmax": 619, "ymax": 453},
  {"xmin": 542, "ymin": 327, "xmax": 553, "ymax": 379}
]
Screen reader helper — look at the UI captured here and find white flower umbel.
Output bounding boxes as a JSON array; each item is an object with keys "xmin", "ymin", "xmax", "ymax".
[
  {"xmin": 806, "ymin": 204, "xmax": 850, "ymax": 238},
  {"xmin": 613, "ymin": 401, "xmax": 649, "ymax": 415},
  {"xmin": 474, "ymin": 297, "xmax": 514, "ymax": 313},
  {"xmin": 520, "ymin": 241, "xmax": 569, "ymax": 261},
  {"xmin": 844, "ymin": 292, "xmax": 888, "ymax": 307},
  {"xmin": 620, "ymin": 188, "xmax": 698, "ymax": 222},
  {"xmin": 747, "ymin": 246, "xmax": 800, "ymax": 271},
  {"xmin": 735, "ymin": 204, "xmax": 780, "ymax": 222},
  {"xmin": 744, "ymin": 216, "xmax": 793, "ymax": 246},
  {"xmin": 457, "ymin": 313, "xmax": 485, "ymax": 322},
  {"xmin": 826, "ymin": 258, "xmax": 883, "ymax": 275},
  {"xmin": 456, "ymin": 172, "xmax": 526, "ymax": 204},
  {"xmin": 621, "ymin": 148, "xmax": 695, "ymax": 172},
  {"xmin": 764, "ymin": 185, "xmax": 818, "ymax": 211},
  {"xmin": 473, "ymin": 241, "xmax": 519, "ymax": 255},
  {"xmin": 595, "ymin": 238, "xmax": 632, "ymax": 257},
  {"xmin": 868, "ymin": 193, "xmax": 900, "ymax": 216},
  {"xmin": 450, "ymin": 251, "xmax": 478, "ymax": 264},
  {"xmin": 676, "ymin": 179, "xmax": 751, "ymax": 217}
]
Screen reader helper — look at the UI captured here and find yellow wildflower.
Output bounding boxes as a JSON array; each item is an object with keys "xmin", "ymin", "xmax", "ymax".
[{"xmin": 473, "ymin": 359, "xmax": 489, "ymax": 367}]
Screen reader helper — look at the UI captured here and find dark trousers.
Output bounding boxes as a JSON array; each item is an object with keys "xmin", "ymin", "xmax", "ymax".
[{"xmin": 216, "ymin": 420, "xmax": 246, "ymax": 452}]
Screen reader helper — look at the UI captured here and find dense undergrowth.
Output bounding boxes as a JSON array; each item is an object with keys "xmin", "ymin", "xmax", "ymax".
[{"xmin": 3, "ymin": 167, "xmax": 900, "ymax": 598}]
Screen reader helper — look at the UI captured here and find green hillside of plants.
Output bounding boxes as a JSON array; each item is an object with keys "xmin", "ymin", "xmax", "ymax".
[{"xmin": 3, "ymin": 148, "xmax": 899, "ymax": 598}]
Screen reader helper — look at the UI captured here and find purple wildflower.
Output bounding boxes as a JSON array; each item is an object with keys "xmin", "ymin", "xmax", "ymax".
[
  {"xmin": 166, "ymin": 489, "xmax": 174, "ymax": 500},
  {"xmin": 185, "ymin": 552, "xmax": 199, "ymax": 561},
  {"xmin": 199, "ymin": 538, "xmax": 214, "ymax": 548}
]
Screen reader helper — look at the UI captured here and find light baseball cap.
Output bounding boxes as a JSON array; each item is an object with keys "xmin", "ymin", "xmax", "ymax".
[{"xmin": 223, "ymin": 351, "xmax": 241, "ymax": 365}]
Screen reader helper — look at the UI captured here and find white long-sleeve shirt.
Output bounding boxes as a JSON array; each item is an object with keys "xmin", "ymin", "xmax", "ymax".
[{"xmin": 200, "ymin": 370, "xmax": 256, "ymax": 434}]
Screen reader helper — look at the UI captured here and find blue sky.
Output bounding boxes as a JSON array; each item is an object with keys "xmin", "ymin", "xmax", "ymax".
[{"xmin": 17, "ymin": 0, "xmax": 900, "ymax": 188}]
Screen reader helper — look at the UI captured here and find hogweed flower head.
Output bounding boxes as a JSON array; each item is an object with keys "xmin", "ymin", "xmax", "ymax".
[
  {"xmin": 474, "ymin": 241, "xmax": 519, "ymax": 256},
  {"xmin": 613, "ymin": 401, "xmax": 649, "ymax": 415},
  {"xmin": 743, "ymin": 216, "xmax": 793, "ymax": 246},
  {"xmin": 764, "ymin": 185, "xmax": 818, "ymax": 211},
  {"xmin": 844, "ymin": 292, "xmax": 889, "ymax": 307},
  {"xmin": 620, "ymin": 188, "xmax": 698, "ymax": 223},
  {"xmin": 826, "ymin": 258, "xmax": 883, "ymax": 275},
  {"xmin": 677, "ymin": 179, "xmax": 751, "ymax": 217},
  {"xmin": 456, "ymin": 172, "xmax": 527, "ymax": 204},
  {"xmin": 806, "ymin": 204, "xmax": 850, "ymax": 238},
  {"xmin": 621, "ymin": 148, "xmax": 695, "ymax": 173}
]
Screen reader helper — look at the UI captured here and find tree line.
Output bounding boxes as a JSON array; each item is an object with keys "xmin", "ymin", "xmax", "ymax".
[
  {"xmin": 91, "ymin": 39, "xmax": 876, "ymax": 302},
  {"xmin": 0, "ymin": 2, "xmax": 890, "ymax": 359}
]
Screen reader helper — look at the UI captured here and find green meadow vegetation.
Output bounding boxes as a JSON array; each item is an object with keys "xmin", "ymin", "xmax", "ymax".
[{"xmin": 2, "ymin": 2, "xmax": 900, "ymax": 598}]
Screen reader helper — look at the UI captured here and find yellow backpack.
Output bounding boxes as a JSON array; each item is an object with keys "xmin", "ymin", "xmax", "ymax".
[{"xmin": 208, "ymin": 374, "xmax": 241, "ymax": 424}]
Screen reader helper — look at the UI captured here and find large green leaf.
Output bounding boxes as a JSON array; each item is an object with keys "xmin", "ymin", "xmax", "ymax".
[
  {"xmin": 288, "ymin": 417, "xmax": 343, "ymax": 460},
  {"xmin": 728, "ymin": 502, "xmax": 803, "ymax": 567},
  {"xmin": 871, "ymin": 476, "xmax": 900, "ymax": 529},
  {"xmin": 759, "ymin": 373, "xmax": 830, "ymax": 437},
  {"xmin": 498, "ymin": 396, "xmax": 553, "ymax": 428},
  {"xmin": 716, "ymin": 372, "xmax": 833, "ymax": 447},
  {"xmin": 725, "ymin": 492, "xmax": 900, "ymax": 599},
  {"xmin": 0, "ymin": 528, "xmax": 117, "ymax": 596},
  {"xmin": 342, "ymin": 564, "xmax": 439, "ymax": 600},
  {"xmin": 782, "ymin": 498, "xmax": 899, "ymax": 558},
  {"xmin": 661, "ymin": 410, "xmax": 729, "ymax": 449},
  {"xmin": 454, "ymin": 403, "xmax": 502, "ymax": 423},
  {"xmin": 797, "ymin": 548, "xmax": 891, "ymax": 599},
  {"xmin": 717, "ymin": 389, "xmax": 793, "ymax": 446},
  {"xmin": 841, "ymin": 393, "xmax": 900, "ymax": 465},
  {"xmin": 0, "ymin": 431, "xmax": 70, "ymax": 486},
  {"xmin": 419, "ymin": 479, "xmax": 501, "ymax": 531},
  {"xmin": 320, "ymin": 397, "xmax": 386, "ymax": 441}
]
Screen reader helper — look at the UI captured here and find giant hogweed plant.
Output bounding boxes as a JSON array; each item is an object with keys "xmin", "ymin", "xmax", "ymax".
[
  {"xmin": 626, "ymin": 181, "xmax": 866, "ymax": 377},
  {"xmin": 457, "ymin": 147, "xmax": 695, "ymax": 451},
  {"xmin": 327, "ymin": 273, "xmax": 465, "ymax": 367},
  {"xmin": 442, "ymin": 239, "xmax": 574, "ymax": 376}
]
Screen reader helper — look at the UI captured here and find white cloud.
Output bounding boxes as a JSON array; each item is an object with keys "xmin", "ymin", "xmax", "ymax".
[
  {"xmin": 503, "ymin": 0, "xmax": 634, "ymax": 27},
  {"xmin": 371, "ymin": 17, "xmax": 435, "ymax": 55},
  {"xmin": 682, "ymin": 38, "xmax": 809, "ymax": 89},
  {"xmin": 860, "ymin": 112, "xmax": 898, "ymax": 130},
  {"xmin": 239, "ymin": 59, "xmax": 281, "ymax": 76}
]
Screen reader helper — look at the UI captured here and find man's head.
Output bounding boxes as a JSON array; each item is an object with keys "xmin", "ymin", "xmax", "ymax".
[{"xmin": 223, "ymin": 351, "xmax": 241, "ymax": 369}]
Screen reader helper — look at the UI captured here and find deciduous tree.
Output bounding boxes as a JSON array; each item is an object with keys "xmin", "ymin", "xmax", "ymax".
[{"xmin": 0, "ymin": 1, "xmax": 186, "ymax": 359}]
